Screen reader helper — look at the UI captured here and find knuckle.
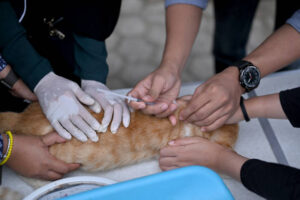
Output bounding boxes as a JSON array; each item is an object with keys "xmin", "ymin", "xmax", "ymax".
[
  {"xmin": 202, "ymin": 118, "xmax": 213, "ymax": 126},
  {"xmin": 177, "ymin": 146, "xmax": 185, "ymax": 155},
  {"xmin": 194, "ymin": 112, "xmax": 204, "ymax": 120},
  {"xmin": 189, "ymin": 104, "xmax": 198, "ymax": 112},
  {"xmin": 210, "ymin": 85, "xmax": 219, "ymax": 93}
]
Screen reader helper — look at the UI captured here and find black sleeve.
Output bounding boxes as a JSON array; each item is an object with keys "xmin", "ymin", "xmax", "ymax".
[
  {"xmin": 279, "ymin": 87, "xmax": 300, "ymax": 128},
  {"xmin": 240, "ymin": 159, "xmax": 300, "ymax": 200}
]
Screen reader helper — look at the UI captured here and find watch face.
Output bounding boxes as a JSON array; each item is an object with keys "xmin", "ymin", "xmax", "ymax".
[{"xmin": 240, "ymin": 66, "xmax": 260, "ymax": 89}]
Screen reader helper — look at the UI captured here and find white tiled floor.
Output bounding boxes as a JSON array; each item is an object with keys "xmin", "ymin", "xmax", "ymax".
[{"xmin": 3, "ymin": 70, "xmax": 300, "ymax": 199}]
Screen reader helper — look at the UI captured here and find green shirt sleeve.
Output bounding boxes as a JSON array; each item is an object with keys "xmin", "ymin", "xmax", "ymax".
[
  {"xmin": 0, "ymin": 1, "xmax": 52, "ymax": 90},
  {"xmin": 73, "ymin": 33, "xmax": 108, "ymax": 84}
]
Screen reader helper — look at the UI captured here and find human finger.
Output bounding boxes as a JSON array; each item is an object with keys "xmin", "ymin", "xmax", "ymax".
[
  {"xmin": 146, "ymin": 75, "xmax": 166, "ymax": 101},
  {"xmin": 110, "ymin": 103, "xmax": 122, "ymax": 134},
  {"xmin": 179, "ymin": 88, "xmax": 209, "ymax": 121},
  {"xmin": 168, "ymin": 137, "xmax": 204, "ymax": 146},
  {"xmin": 155, "ymin": 102, "xmax": 177, "ymax": 118},
  {"xmin": 141, "ymin": 102, "xmax": 169, "ymax": 115},
  {"xmin": 120, "ymin": 100, "xmax": 130, "ymax": 128},
  {"xmin": 60, "ymin": 119, "xmax": 87, "ymax": 142},
  {"xmin": 41, "ymin": 132, "xmax": 66, "ymax": 146},
  {"xmin": 52, "ymin": 121, "xmax": 72, "ymax": 140},
  {"xmin": 184, "ymin": 101, "xmax": 222, "ymax": 124},
  {"xmin": 197, "ymin": 115, "xmax": 229, "ymax": 132},
  {"xmin": 45, "ymin": 171, "xmax": 63, "ymax": 181},
  {"xmin": 78, "ymin": 104, "xmax": 102, "ymax": 131},
  {"xmin": 72, "ymin": 84, "xmax": 94, "ymax": 106},
  {"xmin": 159, "ymin": 146, "xmax": 179, "ymax": 157},
  {"xmin": 71, "ymin": 115, "xmax": 98, "ymax": 142},
  {"xmin": 159, "ymin": 157, "xmax": 177, "ymax": 168}
]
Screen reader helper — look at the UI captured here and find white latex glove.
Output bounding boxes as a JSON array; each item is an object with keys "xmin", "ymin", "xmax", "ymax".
[
  {"xmin": 81, "ymin": 80, "xmax": 130, "ymax": 133},
  {"xmin": 34, "ymin": 72, "xmax": 102, "ymax": 142}
]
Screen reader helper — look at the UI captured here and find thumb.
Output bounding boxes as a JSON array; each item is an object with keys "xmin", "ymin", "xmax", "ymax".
[
  {"xmin": 42, "ymin": 132, "xmax": 67, "ymax": 146},
  {"xmin": 145, "ymin": 76, "xmax": 165, "ymax": 101},
  {"xmin": 168, "ymin": 137, "xmax": 204, "ymax": 146},
  {"xmin": 73, "ymin": 86, "xmax": 95, "ymax": 106}
]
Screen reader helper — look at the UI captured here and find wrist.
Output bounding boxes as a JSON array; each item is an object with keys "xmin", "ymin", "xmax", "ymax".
[
  {"xmin": 216, "ymin": 148, "xmax": 248, "ymax": 181},
  {"xmin": 34, "ymin": 71, "xmax": 55, "ymax": 93},
  {"xmin": 224, "ymin": 66, "xmax": 245, "ymax": 94},
  {"xmin": 0, "ymin": 66, "xmax": 19, "ymax": 89},
  {"xmin": 159, "ymin": 59, "xmax": 184, "ymax": 75}
]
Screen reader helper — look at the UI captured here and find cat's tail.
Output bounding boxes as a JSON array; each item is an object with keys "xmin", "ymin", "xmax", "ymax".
[{"xmin": 0, "ymin": 112, "xmax": 19, "ymax": 133}]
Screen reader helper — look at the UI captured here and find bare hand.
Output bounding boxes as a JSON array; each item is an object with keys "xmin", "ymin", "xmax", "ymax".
[
  {"xmin": 159, "ymin": 137, "xmax": 247, "ymax": 181},
  {"xmin": 179, "ymin": 67, "xmax": 243, "ymax": 131},
  {"xmin": 7, "ymin": 132, "xmax": 80, "ymax": 180},
  {"xmin": 128, "ymin": 66, "xmax": 181, "ymax": 119},
  {"xmin": 159, "ymin": 137, "xmax": 225, "ymax": 171}
]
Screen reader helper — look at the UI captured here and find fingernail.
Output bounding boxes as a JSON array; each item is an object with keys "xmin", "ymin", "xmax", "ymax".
[
  {"xmin": 168, "ymin": 140, "xmax": 175, "ymax": 145},
  {"xmin": 160, "ymin": 103, "xmax": 168, "ymax": 110},
  {"xmin": 138, "ymin": 104, "xmax": 146, "ymax": 109},
  {"xmin": 171, "ymin": 118, "xmax": 177, "ymax": 126}
]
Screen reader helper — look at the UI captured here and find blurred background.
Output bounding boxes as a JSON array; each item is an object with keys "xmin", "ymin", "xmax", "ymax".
[{"xmin": 106, "ymin": 0, "xmax": 276, "ymax": 89}]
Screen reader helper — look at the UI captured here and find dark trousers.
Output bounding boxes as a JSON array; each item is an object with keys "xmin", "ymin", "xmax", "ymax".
[{"xmin": 213, "ymin": 0, "xmax": 300, "ymax": 73}]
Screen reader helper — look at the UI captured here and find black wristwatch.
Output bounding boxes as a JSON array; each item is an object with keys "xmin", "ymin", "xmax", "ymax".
[{"xmin": 233, "ymin": 60, "xmax": 261, "ymax": 92}]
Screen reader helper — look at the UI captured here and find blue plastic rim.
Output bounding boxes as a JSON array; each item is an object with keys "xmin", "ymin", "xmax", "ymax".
[{"xmin": 59, "ymin": 166, "xmax": 234, "ymax": 200}]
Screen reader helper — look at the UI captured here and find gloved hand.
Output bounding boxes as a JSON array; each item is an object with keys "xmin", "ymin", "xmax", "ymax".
[
  {"xmin": 81, "ymin": 80, "xmax": 130, "ymax": 133},
  {"xmin": 34, "ymin": 72, "xmax": 102, "ymax": 142}
]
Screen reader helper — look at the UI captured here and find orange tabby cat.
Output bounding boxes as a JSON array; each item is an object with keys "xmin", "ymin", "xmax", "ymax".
[{"xmin": 0, "ymin": 99, "xmax": 238, "ymax": 172}]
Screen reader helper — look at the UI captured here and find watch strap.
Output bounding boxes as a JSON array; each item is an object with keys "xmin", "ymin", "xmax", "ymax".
[
  {"xmin": 0, "ymin": 69, "xmax": 18, "ymax": 89},
  {"xmin": 240, "ymin": 96, "xmax": 250, "ymax": 122},
  {"xmin": 233, "ymin": 60, "xmax": 253, "ymax": 70}
]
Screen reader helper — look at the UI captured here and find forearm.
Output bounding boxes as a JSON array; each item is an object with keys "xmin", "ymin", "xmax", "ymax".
[
  {"xmin": 246, "ymin": 94, "xmax": 286, "ymax": 119},
  {"xmin": 161, "ymin": 4, "xmax": 202, "ymax": 74},
  {"xmin": 215, "ymin": 149, "xmax": 248, "ymax": 181},
  {"xmin": 229, "ymin": 93, "xmax": 287, "ymax": 123},
  {"xmin": 244, "ymin": 24, "xmax": 300, "ymax": 77}
]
